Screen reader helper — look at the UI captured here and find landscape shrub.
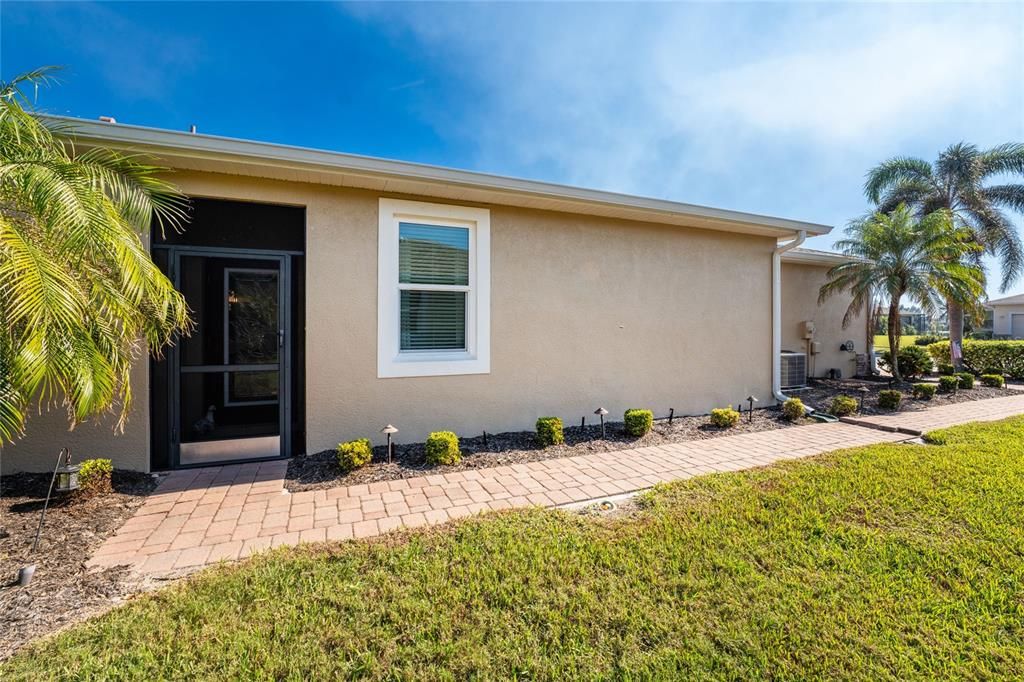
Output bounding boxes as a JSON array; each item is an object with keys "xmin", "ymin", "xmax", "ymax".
[
  {"xmin": 535, "ymin": 417, "xmax": 565, "ymax": 446},
  {"xmin": 982, "ymin": 367, "xmax": 1004, "ymax": 377},
  {"xmin": 912, "ymin": 383, "xmax": 937, "ymax": 400},
  {"xmin": 78, "ymin": 458, "xmax": 113, "ymax": 495},
  {"xmin": 623, "ymin": 409, "xmax": 654, "ymax": 437},
  {"xmin": 878, "ymin": 345, "xmax": 932, "ymax": 379},
  {"xmin": 981, "ymin": 374, "xmax": 1006, "ymax": 388},
  {"xmin": 914, "ymin": 334, "xmax": 942, "ymax": 346},
  {"xmin": 709, "ymin": 408, "xmax": 741, "ymax": 428},
  {"xmin": 425, "ymin": 431, "xmax": 461, "ymax": 465},
  {"xmin": 956, "ymin": 372, "xmax": 975, "ymax": 390},
  {"xmin": 828, "ymin": 395, "xmax": 858, "ymax": 417},
  {"xmin": 937, "ymin": 363, "xmax": 955, "ymax": 376},
  {"xmin": 928, "ymin": 340, "xmax": 1024, "ymax": 379},
  {"xmin": 938, "ymin": 376, "xmax": 960, "ymax": 393},
  {"xmin": 337, "ymin": 439, "xmax": 373, "ymax": 472},
  {"xmin": 877, "ymin": 390, "xmax": 903, "ymax": 410},
  {"xmin": 968, "ymin": 330, "xmax": 994, "ymax": 340},
  {"xmin": 781, "ymin": 397, "xmax": 805, "ymax": 421}
]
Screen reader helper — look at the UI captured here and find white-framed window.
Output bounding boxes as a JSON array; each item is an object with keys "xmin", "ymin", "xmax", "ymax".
[{"xmin": 378, "ymin": 198, "xmax": 490, "ymax": 377}]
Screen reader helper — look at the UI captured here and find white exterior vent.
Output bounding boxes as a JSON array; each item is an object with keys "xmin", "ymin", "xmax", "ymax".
[{"xmin": 780, "ymin": 352, "xmax": 808, "ymax": 389}]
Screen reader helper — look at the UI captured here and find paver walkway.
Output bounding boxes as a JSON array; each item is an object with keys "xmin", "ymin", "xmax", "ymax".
[{"xmin": 90, "ymin": 394, "xmax": 1024, "ymax": 575}]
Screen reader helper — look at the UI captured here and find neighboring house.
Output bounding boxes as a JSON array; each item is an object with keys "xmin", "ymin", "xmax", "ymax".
[
  {"xmin": 985, "ymin": 293, "xmax": 1024, "ymax": 339},
  {"xmin": 3, "ymin": 117, "xmax": 866, "ymax": 473}
]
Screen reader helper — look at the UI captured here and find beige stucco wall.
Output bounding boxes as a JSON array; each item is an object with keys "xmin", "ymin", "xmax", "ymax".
[
  {"xmin": 1, "ymin": 354, "xmax": 150, "ymax": 474},
  {"xmin": 991, "ymin": 304, "xmax": 1024, "ymax": 338},
  {"xmin": 5, "ymin": 169, "xmax": 785, "ymax": 471},
  {"xmin": 781, "ymin": 262, "xmax": 867, "ymax": 379}
]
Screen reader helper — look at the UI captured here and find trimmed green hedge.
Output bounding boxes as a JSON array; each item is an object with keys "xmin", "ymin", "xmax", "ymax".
[
  {"xmin": 928, "ymin": 340, "xmax": 1024, "ymax": 378},
  {"xmin": 981, "ymin": 374, "xmax": 1006, "ymax": 388},
  {"xmin": 535, "ymin": 417, "xmax": 565, "ymax": 447},
  {"xmin": 425, "ymin": 431, "xmax": 461, "ymax": 465},
  {"xmin": 956, "ymin": 372, "xmax": 975, "ymax": 390},
  {"xmin": 912, "ymin": 383, "xmax": 937, "ymax": 400},
  {"xmin": 877, "ymin": 390, "xmax": 903, "ymax": 410},
  {"xmin": 782, "ymin": 398, "xmax": 805, "ymax": 421},
  {"xmin": 828, "ymin": 395, "xmax": 858, "ymax": 417},
  {"xmin": 337, "ymin": 439, "xmax": 373, "ymax": 472},
  {"xmin": 938, "ymin": 376, "xmax": 960, "ymax": 393},
  {"xmin": 79, "ymin": 458, "xmax": 113, "ymax": 494},
  {"xmin": 623, "ymin": 409, "xmax": 654, "ymax": 437},
  {"xmin": 709, "ymin": 408, "xmax": 741, "ymax": 428}
]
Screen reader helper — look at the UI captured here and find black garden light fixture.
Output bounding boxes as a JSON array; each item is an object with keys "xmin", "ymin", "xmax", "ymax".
[
  {"xmin": 746, "ymin": 395, "xmax": 758, "ymax": 422},
  {"xmin": 380, "ymin": 424, "xmax": 398, "ymax": 463},
  {"xmin": 18, "ymin": 447, "xmax": 77, "ymax": 587},
  {"xmin": 857, "ymin": 385, "xmax": 870, "ymax": 412},
  {"xmin": 594, "ymin": 407, "xmax": 608, "ymax": 439}
]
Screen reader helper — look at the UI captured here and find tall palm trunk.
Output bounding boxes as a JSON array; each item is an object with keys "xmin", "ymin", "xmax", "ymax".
[
  {"xmin": 947, "ymin": 298, "xmax": 965, "ymax": 370},
  {"xmin": 888, "ymin": 299, "xmax": 902, "ymax": 382}
]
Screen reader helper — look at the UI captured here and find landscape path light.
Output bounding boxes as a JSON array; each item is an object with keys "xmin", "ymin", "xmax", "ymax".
[
  {"xmin": 857, "ymin": 385, "xmax": 870, "ymax": 412},
  {"xmin": 594, "ymin": 407, "xmax": 608, "ymax": 439},
  {"xmin": 380, "ymin": 424, "xmax": 398, "ymax": 463},
  {"xmin": 746, "ymin": 395, "xmax": 758, "ymax": 422}
]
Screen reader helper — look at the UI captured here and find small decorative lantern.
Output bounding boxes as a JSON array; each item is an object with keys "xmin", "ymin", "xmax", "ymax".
[
  {"xmin": 380, "ymin": 424, "xmax": 398, "ymax": 463},
  {"xmin": 594, "ymin": 407, "xmax": 609, "ymax": 439},
  {"xmin": 858, "ymin": 385, "xmax": 870, "ymax": 412},
  {"xmin": 55, "ymin": 462, "xmax": 81, "ymax": 493},
  {"xmin": 746, "ymin": 395, "xmax": 758, "ymax": 422}
]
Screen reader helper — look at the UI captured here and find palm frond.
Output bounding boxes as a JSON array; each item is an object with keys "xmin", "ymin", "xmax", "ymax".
[{"xmin": 864, "ymin": 157, "xmax": 933, "ymax": 204}]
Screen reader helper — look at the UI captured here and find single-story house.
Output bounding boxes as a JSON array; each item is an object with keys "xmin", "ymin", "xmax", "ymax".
[
  {"xmin": 3, "ymin": 117, "xmax": 868, "ymax": 473},
  {"xmin": 985, "ymin": 293, "xmax": 1024, "ymax": 339}
]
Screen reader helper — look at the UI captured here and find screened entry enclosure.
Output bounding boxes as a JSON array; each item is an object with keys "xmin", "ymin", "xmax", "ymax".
[{"xmin": 151, "ymin": 198, "xmax": 305, "ymax": 469}]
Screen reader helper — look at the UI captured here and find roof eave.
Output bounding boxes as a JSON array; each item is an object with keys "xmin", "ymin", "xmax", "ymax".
[{"xmin": 41, "ymin": 114, "xmax": 832, "ymax": 239}]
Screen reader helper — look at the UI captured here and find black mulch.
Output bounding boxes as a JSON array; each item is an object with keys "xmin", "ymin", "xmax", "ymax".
[
  {"xmin": 794, "ymin": 377, "xmax": 1017, "ymax": 416},
  {"xmin": 286, "ymin": 408, "xmax": 804, "ymax": 492},
  {"xmin": 0, "ymin": 470, "xmax": 159, "ymax": 659}
]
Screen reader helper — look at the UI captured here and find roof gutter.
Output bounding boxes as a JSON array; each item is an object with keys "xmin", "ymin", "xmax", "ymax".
[{"xmin": 773, "ymin": 230, "xmax": 807, "ymax": 403}]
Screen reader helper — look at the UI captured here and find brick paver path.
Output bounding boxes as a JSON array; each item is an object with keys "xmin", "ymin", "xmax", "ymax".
[{"xmin": 90, "ymin": 394, "xmax": 1024, "ymax": 575}]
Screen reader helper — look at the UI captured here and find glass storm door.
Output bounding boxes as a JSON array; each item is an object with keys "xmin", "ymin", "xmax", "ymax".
[{"xmin": 171, "ymin": 251, "xmax": 290, "ymax": 466}]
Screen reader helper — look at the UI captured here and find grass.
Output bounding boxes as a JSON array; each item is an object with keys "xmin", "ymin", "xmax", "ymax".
[
  {"xmin": 6, "ymin": 419, "xmax": 1024, "ymax": 680},
  {"xmin": 873, "ymin": 334, "xmax": 921, "ymax": 350}
]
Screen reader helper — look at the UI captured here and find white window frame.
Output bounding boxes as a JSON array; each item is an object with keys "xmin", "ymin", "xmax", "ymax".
[{"xmin": 378, "ymin": 198, "xmax": 490, "ymax": 378}]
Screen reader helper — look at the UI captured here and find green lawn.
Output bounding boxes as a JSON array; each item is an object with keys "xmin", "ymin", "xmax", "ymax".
[
  {"xmin": 873, "ymin": 334, "xmax": 920, "ymax": 350},
  {"xmin": 6, "ymin": 419, "xmax": 1024, "ymax": 680}
]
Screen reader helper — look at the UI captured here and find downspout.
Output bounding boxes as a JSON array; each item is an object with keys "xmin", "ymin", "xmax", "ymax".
[{"xmin": 772, "ymin": 230, "xmax": 807, "ymax": 403}]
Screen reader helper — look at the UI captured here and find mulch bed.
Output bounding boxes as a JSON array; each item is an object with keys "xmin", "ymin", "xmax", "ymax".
[
  {"xmin": 793, "ymin": 377, "xmax": 1018, "ymax": 416},
  {"xmin": 286, "ymin": 409, "xmax": 804, "ymax": 492},
  {"xmin": 0, "ymin": 470, "xmax": 159, "ymax": 659}
]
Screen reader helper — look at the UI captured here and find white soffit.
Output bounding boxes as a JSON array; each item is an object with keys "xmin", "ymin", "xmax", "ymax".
[{"xmin": 43, "ymin": 115, "xmax": 832, "ymax": 239}]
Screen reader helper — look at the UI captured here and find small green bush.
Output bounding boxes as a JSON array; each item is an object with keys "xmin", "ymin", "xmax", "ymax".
[
  {"xmin": 781, "ymin": 397, "xmax": 805, "ymax": 421},
  {"xmin": 981, "ymin": 374, "xmax": 1005, "ymax": 388},
  {"xmin": 425, "ymin": 431, "xmax": 461, "ymax": 465},
  {"xmin": 914, "ymin": 334, "xmax": 942, "ymax": 346},
  {"xmin": 938, "ymin": 376, "xmax": 960, "ymax": 393},
  {"xmin": 337, "ymin": 438, "xmax": 373, "ymax": 472},
  {"xmin": 828, "ymin": 395, "xmax": 858, "ymax": 417},
  {"xmin": 878, "ymin": 345, "xmax": 933, "ymax": 379},
  {"xmin": 982, "ymin": 367, "xmax": 1004, "ymax": 377},
  {"xmin": 877, "ymin": 390, "xmax": 903, "ymax": 410},
  {"xmin": 535, "ymin": 417, "xmax": 565, "ymax": 446},
  {"xmin": 623, "ymin": 409, "xmax": 654, "ymax": 437},
  {"xmin": 956, "ymin": 372, "xmax": 974, "ymax": 390},
  {"xmin": 79, "ymin": 458, "xmax": 113, "ymax": 494},
  {"xmin": 709, "ymin": 407, "xmax": 741, "ymax": 428},
  {"xmin": 912, "ymin": 383, "xmax": 937, "ymax": 400},
  {"xmin": 937, "ymin": 363, "xmax": 955, "ymax": 376}
]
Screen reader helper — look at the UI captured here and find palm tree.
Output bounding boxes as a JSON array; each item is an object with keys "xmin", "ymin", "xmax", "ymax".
[
  {"xmin": 819, "ymin": 205, "xmax": 984, "ymax": 381},
  {"xmin": 864, "ymin": 142, "xmax": 1024, "ymax": 366},
  {"xmin": 0, "ymin": 68, "xmax": 191, "ymax": 444}
]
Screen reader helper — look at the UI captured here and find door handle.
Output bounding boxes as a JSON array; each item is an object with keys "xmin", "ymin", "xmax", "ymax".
[{"xmin": 278, "ymin": 329, "xmax": 285, "ymax": 348}]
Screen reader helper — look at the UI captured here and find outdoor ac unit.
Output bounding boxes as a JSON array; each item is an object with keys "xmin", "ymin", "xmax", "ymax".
[{"xmin": 780, "ymin": 352, "xmax": 808, "ymax": 389}]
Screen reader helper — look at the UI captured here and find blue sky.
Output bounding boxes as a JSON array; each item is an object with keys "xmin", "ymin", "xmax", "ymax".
[{"xmin": 4, "ymin": 1, "xmax": 1024, "ymax": 297}]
